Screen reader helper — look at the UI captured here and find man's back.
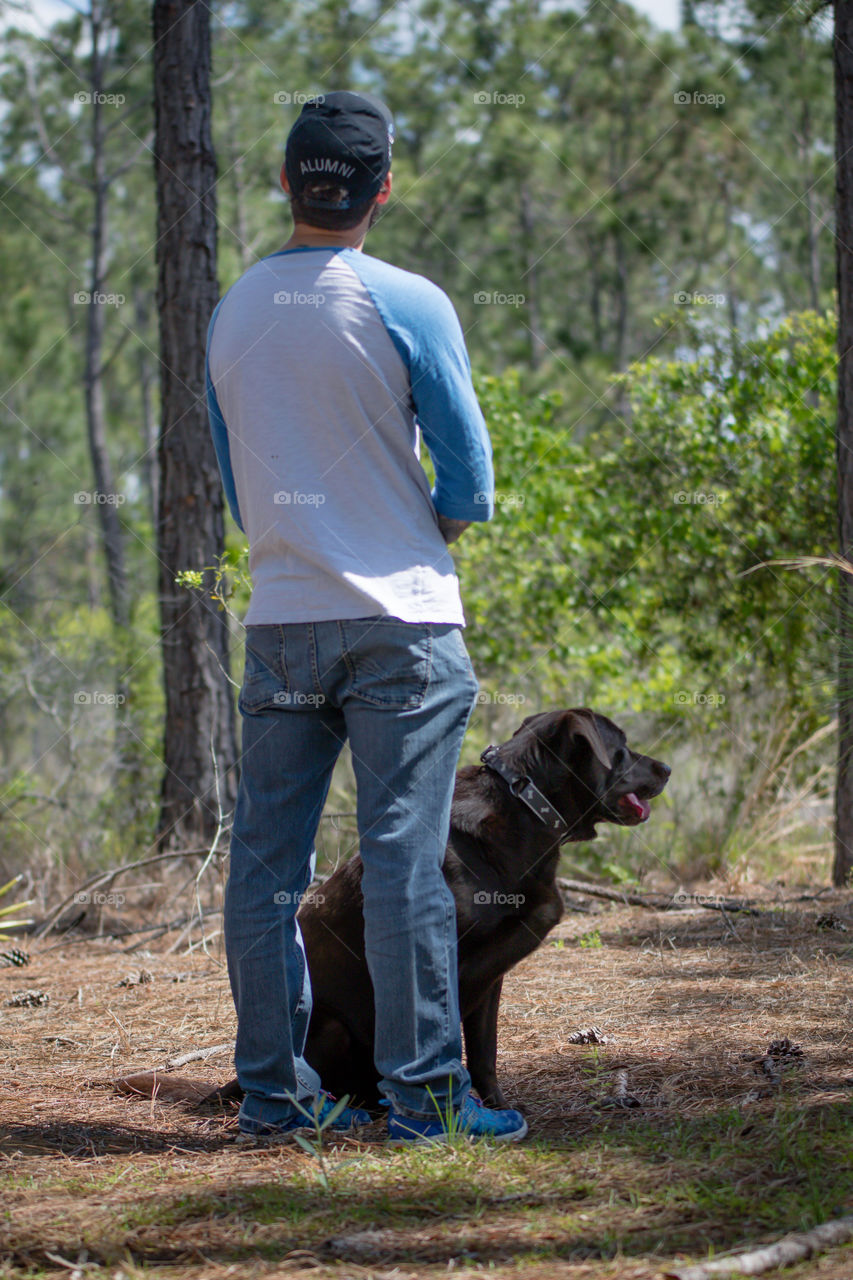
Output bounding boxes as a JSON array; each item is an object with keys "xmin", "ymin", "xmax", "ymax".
[{"xmin": 208, "ymin": 246, "xmax": 493, "ymax": 625}]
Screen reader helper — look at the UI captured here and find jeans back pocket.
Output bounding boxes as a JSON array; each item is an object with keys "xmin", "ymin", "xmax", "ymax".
[
  {"xmin": 339, "ymin": 618, "xmax": 432, "ymax": 709},
  {"xmin": 239, "ymin": 626, "xmax": 290, "ymax": 714}
]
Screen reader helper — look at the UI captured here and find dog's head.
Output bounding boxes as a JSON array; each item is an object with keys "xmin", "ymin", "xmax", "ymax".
[{"xmin": 497, "ymin": 708, "xmax": 670, "ymax": 842}]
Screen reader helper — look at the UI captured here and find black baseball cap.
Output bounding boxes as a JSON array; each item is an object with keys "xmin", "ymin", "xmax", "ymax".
[{"xmin": 284, "ymin": 91, "xmax": 394, "ymax": 210}]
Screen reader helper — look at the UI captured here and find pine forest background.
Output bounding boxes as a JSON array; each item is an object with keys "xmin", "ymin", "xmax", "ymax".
[{"xmin": 0, "ymin": 0, "xmax": 839, "ymax": 909}]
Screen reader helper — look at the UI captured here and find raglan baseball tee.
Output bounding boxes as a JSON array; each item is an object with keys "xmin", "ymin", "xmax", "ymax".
[{"xmin": 206, "ymin": 246, "xmax": 494, "ymax": 626}]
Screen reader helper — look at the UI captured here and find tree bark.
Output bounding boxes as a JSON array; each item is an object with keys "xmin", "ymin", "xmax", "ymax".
[
  {"xmin": 834, "ymin": 0, "xmax": 853, "ymax": 886},
  {"xmin": 134, "ymin": 286, "xmax": 159, "ymax": 527},
  {"xmin": 152, "ymin": 0, "xmax": 237, "ymax": 848}
]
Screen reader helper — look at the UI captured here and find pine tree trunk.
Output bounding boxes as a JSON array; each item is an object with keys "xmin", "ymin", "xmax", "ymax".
[
  {"xmin": 134, "ymin": 287, "xmax": 159, "ymax": 527},
  {"xmin": 834, "ymin": 0, "xmax": 853, "ymax": 886},
  {"xmin": 152, "ymin": 0, "xmax": 237, "ymax": 848}
]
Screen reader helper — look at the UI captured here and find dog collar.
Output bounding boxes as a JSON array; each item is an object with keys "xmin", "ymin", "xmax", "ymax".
[{"xmin": 480, "ymin": 744, "xmax": 570, "ymax": 840}]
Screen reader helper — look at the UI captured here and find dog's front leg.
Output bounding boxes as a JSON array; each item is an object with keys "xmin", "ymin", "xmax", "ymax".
[
  {"xmin": 461, "ymin": 887, "xmax": 564, "ymax": 996},
  {"xmin": 462, "ymin": 978, "xmax": 507, "ymax": 1108}
]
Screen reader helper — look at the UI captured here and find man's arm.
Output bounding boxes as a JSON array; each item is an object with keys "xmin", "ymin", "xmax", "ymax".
[
  {"xmin": 404, "ymin": 287, "xmax": 494, "ymax": 526},
  {"xmin": 341, "ymin": 254, "xmax": 495, "ymax": 527},
  {"xmin": 206, "ymin": 302, "xmax": 246, "ymax": 533}
]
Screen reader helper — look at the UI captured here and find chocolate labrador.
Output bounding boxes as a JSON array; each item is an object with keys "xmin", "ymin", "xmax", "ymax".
[
  {"xmin": 298, "ymin": 707, "xmax": 669, "ymax": 1109},
  {"xmin": 120, "ymin": 708, "xmax": 669, "ymax": 1111}
]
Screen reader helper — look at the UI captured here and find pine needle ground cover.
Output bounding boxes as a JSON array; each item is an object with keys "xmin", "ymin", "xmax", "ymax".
[{"xmin": 1, "ymin": 887, "xmax": 852, "ymax": 1280}]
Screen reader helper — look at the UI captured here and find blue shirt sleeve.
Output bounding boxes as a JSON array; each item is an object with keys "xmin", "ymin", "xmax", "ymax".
[
  {"xmin": 342, "ymin": 250, "xmax": 494, "ymax": 521},
  {"xmin": 206, "ymin": 301, "xmax": 245, "ymax": 533}
]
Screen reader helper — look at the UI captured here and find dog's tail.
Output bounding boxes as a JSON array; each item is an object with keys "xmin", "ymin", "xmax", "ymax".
[{"xmin": 113, "ymin": 1071, "xmax": 242, "ymax": 1107}]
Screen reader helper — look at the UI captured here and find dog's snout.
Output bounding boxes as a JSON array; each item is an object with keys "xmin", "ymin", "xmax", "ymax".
[{"xmin": 652, "ymin": 760, "xmax": 671, "ymax": 781}]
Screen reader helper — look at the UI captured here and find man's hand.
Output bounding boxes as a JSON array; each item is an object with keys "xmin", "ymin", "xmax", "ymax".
[{"xmin": 438, "ymin": 516, "xmax": 471, "ymax": 545}]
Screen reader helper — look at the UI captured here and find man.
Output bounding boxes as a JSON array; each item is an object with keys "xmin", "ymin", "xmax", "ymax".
[{"xmin": 207, "ymin": 90, "xmax": 526, "ymax": 1143}]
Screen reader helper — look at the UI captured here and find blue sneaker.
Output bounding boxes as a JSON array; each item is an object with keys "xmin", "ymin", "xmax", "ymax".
[
  {"xmin": 237, "ymin": 1092, "xmax": 372, "ymax": 1143},
  {"xmin": 387, "ymin": 1093, "xmax": 528, "ymax": 1144}
]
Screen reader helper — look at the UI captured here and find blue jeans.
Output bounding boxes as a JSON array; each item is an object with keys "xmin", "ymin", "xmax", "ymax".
[{"xmin": 224, "ymin": 617, "xmax": 479, "ymax": 1127}]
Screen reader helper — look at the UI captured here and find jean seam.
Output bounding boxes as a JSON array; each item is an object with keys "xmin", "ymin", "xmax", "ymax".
[
  {"xmin": 337, "ymin": 619, "xmax": 356, "ymax": 686},
  {"xmin": 444, "ymin": 893, "xmax": 453, "ymax": 1046},
  {"xmin": 277, "ymin": 625, "xmax": 290, "ymax": 694},
  {"xmin": 307, "ymin": 622, "xmax": 328, "ymax": 700}
]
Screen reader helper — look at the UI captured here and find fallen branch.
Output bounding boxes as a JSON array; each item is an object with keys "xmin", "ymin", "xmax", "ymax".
[
  {"xmin": 664, "ymin": 1214, "xmax": 853, "ymax": 1279},
  {"xmin": 160, "ymin": 1042, "xmax": 234, "ymax": 1071},
  {"xmin": 122, "ymin": 909, "xmax": 223, "ymax": 953},
  {"xmin": 34, "ymin": 849, "xmax": 213, "ymax": 938},
  {"xmin": 35, "ymin": 816, "xmax": 353, "ymax": 945},
  {"xmin": 38, "ymin": 908, "xmax": 222, "ymax": 953},
  {"xmin": 110, "ymin": 1044, "xmax": 236, "ymax": 1108},
  {"xmin": 114, "ymin": 1072, "xmax": 220, "ymax": 1103},
  {"xmin": 557, "ymin": 879, "xmax": 763, "ymax": 916},
  {"xmin": 558, "ymin": 878, "xmax": 668, "ymax": 908}
]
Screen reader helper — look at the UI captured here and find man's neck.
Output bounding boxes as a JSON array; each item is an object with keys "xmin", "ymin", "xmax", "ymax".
[{"xmin": 281, "ymin": 223, "xmax": 369, "ymax": 252}]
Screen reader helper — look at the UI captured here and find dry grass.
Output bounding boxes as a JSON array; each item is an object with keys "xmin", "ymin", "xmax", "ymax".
[{"xmin": 2, "ymin": 882, "xmax": 853, "ymax": 1279}]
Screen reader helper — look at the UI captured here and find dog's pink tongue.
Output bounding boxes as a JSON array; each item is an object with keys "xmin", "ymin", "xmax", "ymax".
[{"xmin": 620, "ymin": 792, "xmax": 650, "ymax": 822}]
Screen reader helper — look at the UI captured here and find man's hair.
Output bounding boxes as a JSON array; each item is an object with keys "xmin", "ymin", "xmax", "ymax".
[{"xmin": 289, "ymin": 180, "xmax": 375, "ymax": 231}]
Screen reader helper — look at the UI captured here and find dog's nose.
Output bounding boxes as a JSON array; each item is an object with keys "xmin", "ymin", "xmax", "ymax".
[{"xmin": 653, "ymin": 760, "xmax": 671, "ymax": 780}]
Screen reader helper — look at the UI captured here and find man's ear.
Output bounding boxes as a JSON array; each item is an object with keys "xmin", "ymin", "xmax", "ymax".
[
  {"xmin": 559, "ymin": 711, "xmax": 613, "ymax": 772},
  {"xmin": 375, "ymin": 172, "xmax": 392, "ymax": 205},
  {"xmin": 280, "ymin": 163, "xmax": 290, "ymax": 195}
]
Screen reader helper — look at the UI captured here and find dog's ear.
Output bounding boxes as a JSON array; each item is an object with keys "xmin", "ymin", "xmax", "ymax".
[
  {"xmin": 511, "ymin": 713, "xmax": 545, "ymax": 738},
  {"xmin": 560, "ymin": 711, "xmax": 613, "ymax": 771},
  {"xmin": 510, "ymin": 709, "xmax": 613, "ymax": 772}
]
